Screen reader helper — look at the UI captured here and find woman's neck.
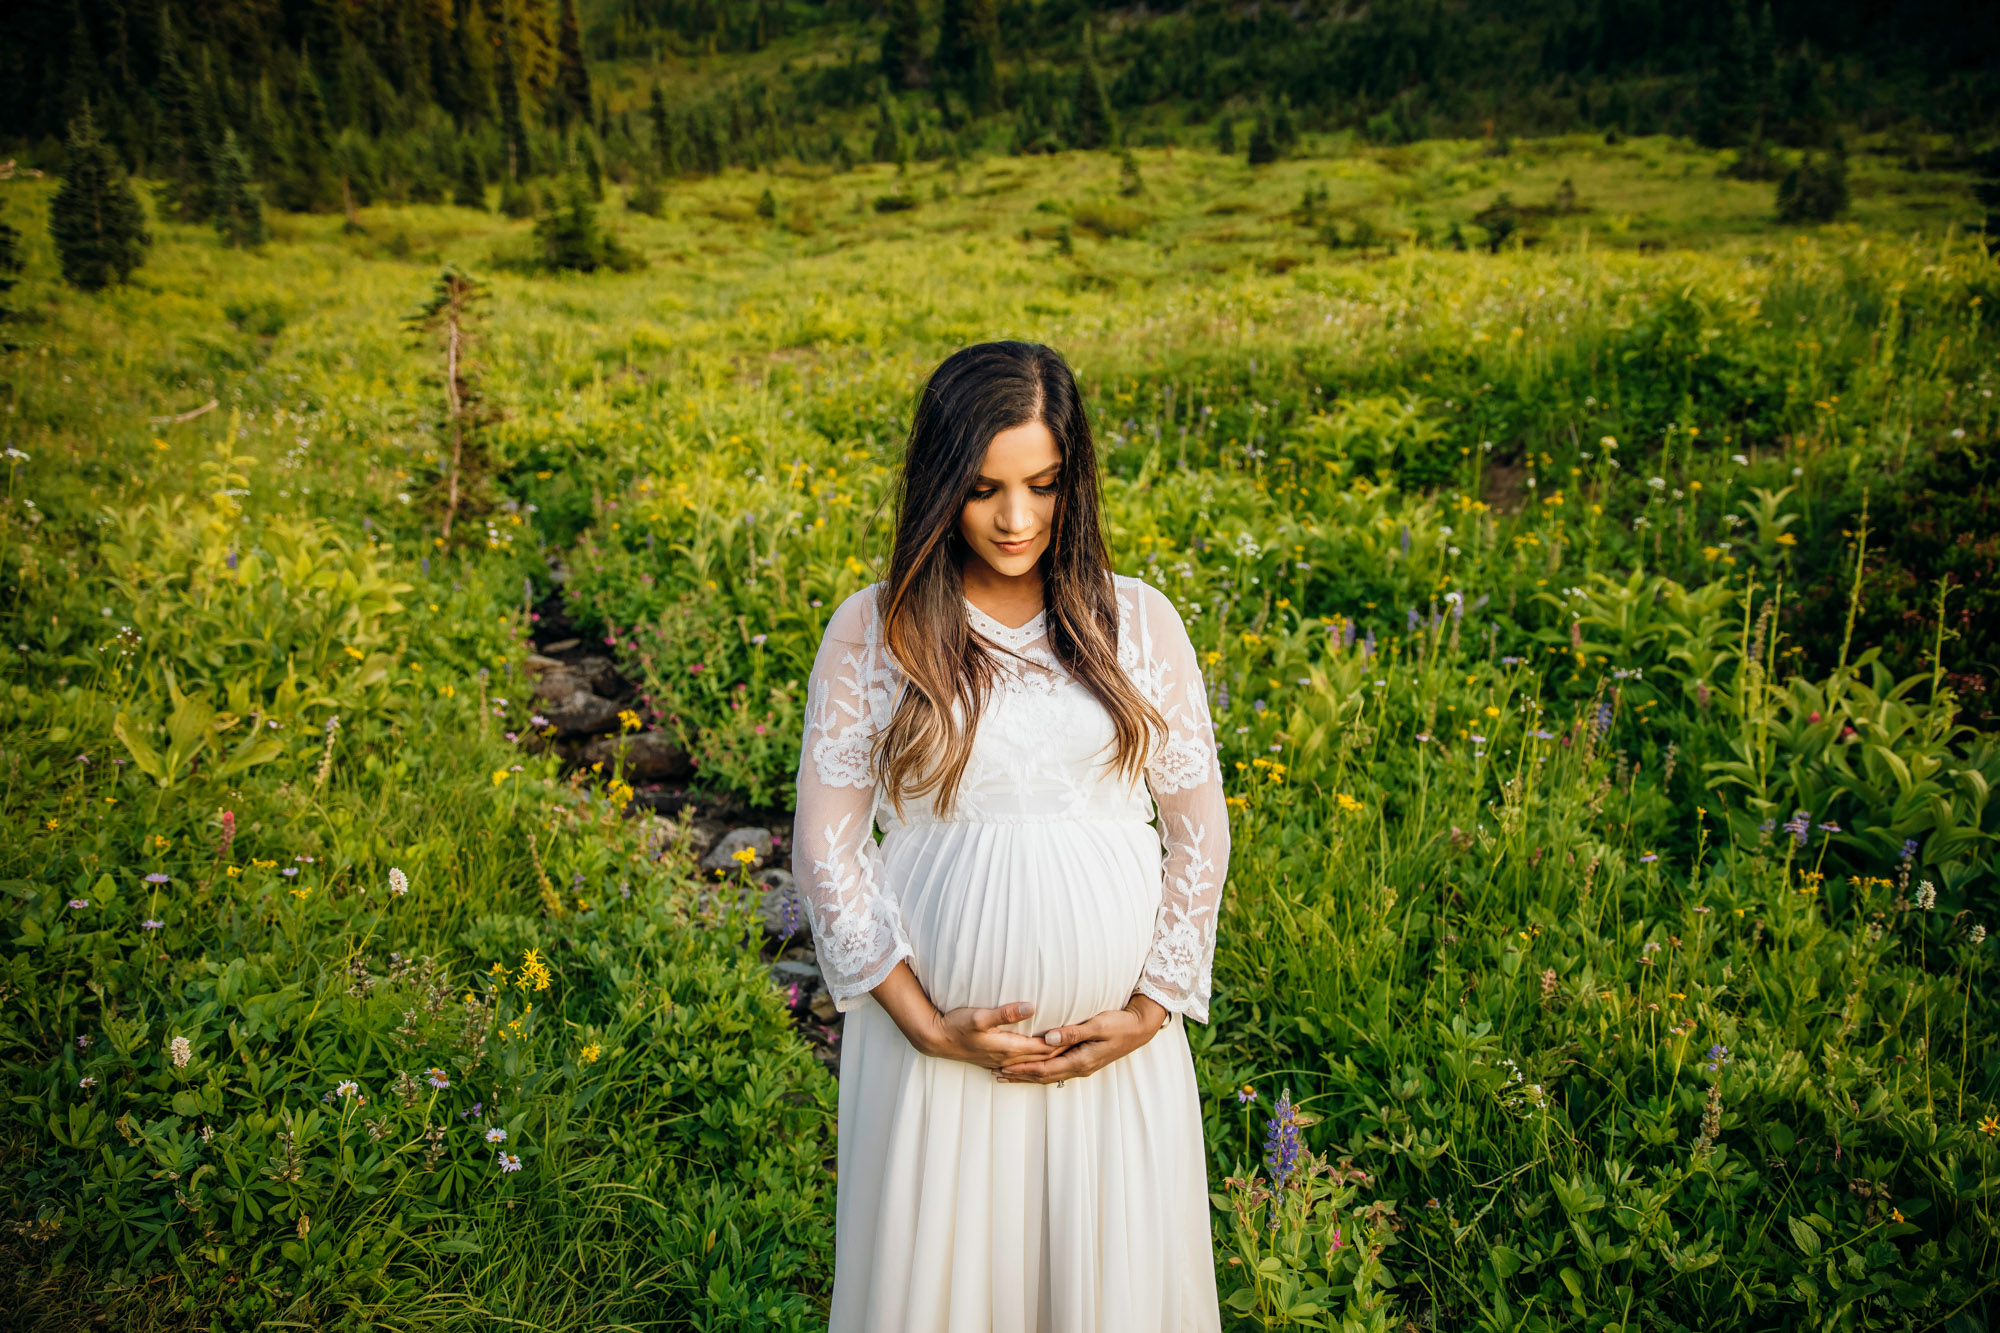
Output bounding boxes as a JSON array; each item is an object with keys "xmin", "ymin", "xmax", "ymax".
[{"xmin": 960, "ymin": 556, "xmax": 1044, "ymax": 631}]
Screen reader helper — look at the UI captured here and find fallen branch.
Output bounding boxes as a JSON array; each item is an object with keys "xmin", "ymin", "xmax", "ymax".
[{"xmin": 147, "ymin": 398, "xmax": 219, "ymax": 426}]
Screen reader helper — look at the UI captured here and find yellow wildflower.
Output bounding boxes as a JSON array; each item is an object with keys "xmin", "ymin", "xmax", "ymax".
[
  {"xmin": 579, "ymin": 1043, "xmax": 601, "ymax": 1065},
  {"xmin": 518, "ymin": 949, "xmax": 552, "ymax": 993}
]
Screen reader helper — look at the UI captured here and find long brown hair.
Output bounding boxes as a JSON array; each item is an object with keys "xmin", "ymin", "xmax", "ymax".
[{"xmin": 873, "ymin": 341, "xmax": 1165, "ymax": 818}]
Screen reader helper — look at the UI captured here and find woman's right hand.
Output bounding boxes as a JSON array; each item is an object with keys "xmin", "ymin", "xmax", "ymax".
[
  {"xmin": 871, "ymin": 962, "xmax": 1067, "ymax": 1069},
  {"xmin": 921, "ymin": 1002, "xmax": 1072, "ymax": 1069}
]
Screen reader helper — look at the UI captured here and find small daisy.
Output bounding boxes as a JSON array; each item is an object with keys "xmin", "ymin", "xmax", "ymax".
[
  {"xmin": 79, "ymin": 1076, "xmax": 97, "ymax": 1090},
  {"xmin": 68, "ymin": 898, "xmax": 89, "ymax": 910},
  {"xmin": 485, "ymin": 1127, "xmax": 508, "ymax": 1144},
  {"xmin": 426, "ymin": 1067, "xmax": 450, "ymax": 1089},
  {"xmin": 497, "ymin": 1151, "xmax": 522, "ymax": 1172},
  {"xmin": 336, "ymin": 1080, "xmax": 359, "ymax": 1097},
  {"xmin": 141, "ymin": 919, "xmax": 164, "ymax": 930},
  {"xmin": 144, "ymin": 873, "xmax": 170, "ymax": 884}
]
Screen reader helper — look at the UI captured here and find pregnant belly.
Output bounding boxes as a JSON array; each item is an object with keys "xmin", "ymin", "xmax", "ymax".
[{"xmin": 882, "ymin": 818, "xmax": 1161, "ymax": 1032}]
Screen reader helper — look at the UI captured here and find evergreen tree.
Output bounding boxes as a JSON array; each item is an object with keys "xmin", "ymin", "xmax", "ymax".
[
  {"xmin": 880, "ymin": 0, "xmax": 926, "ymax": 92},
  {"xmin": 649, "ymin": 83, "xmax": 676, "ymax": 174},
  {"xmin": 555, "ymin": 0, "xmax": 593, "ymax": 127},
  {"xmin": 1214, "ymin": 115, "xmax": 1236, "ymax": 155},
  {"xmin": 1246, "ymin": 107, "xmax": 1277, "ymax": 165},
  {"xmin": 1272, "ymin": 95, "xmax": 1298, "ymax": 153},
  {"xmin": 499, "ymin": 176, "xmax": 535, "ymax": 218},
  {"xmin": 1776, "ymin": 147, "xmax": 1848, "ymax": 222},
  {"xmin": 626, "ymin": 171, "xmax": 665, "ymax": 216},
  {"xmin": 533, "ymin": 166, "xmax": 635, "ymax": 271},
  {"xmin": 1750, "ymin": 4, "xmax": 1778, "ymax": 138},
  {"xmin": 872, "ymin": 84, "xmax": 904, "ymax": 164},
  {"xmin": 938, "ymin": 0, "xmax": 999, "ymax": 115},
  {"xmin": 1970, "ymin": 148, "xmax": 2000, "ymax": 257},
  {"xmin": 0, "ymin": 197, "xmax": 25, "ymax": 304},
  {"xmin": 497, "ymin": 27, "xmax": 531, "ymax": 180},
  {"xmin": 455, "ymin": 142, "xmax": 487, "ymax": 209},
  {"xmin": 1119, "ymin": 149, "xmax": 1146, "ymax": 197},
  {"xmin": 1072, "ymin": 22, "xmax": 1116, "ymax": 150},
  {"xmin": 1696, "ymin": 0, "xmax": 1756, "ymax": 147},
  {"xmin": 153, "ymin": 8, "xmax": 208, "ymax": 222},
  {"xmin": 211, "ymin": 127, "xmax": 267, "ymax": 247},
  {"xmin": 50, "ymin": 104, "xmax": 151, "ymax": 291}
]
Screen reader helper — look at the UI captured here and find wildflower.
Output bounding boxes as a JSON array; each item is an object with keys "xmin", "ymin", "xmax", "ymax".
[
  {"xmin": 579, "ymin": 1043, "xmax": 601, "ymax": 1064},
  {"xmin": 1327, "ymin": 1225, "xmax": 1345, "ymax": 1253},
  {"xmin": 497, "ymin": 1151, "xmax": 522, "ymax": 1172},
  {"xmin": 389, "ymin": 868, "xmax": 409, "ymax": 896},
  {"xmin": 1916, "ymin": 881, "xmax": 1937, "ymax": 910},
  {"xmin": 426, "ymin": 1067, "xmax": 451, "ymax": 1089},
  {"xmin": 1262, "ymin": 1089, "xmax": 1303, "ymax": 1228},
  {"xmin": 485, "ymin": 1127, "xmax": 508, "ymax": 1144},
  {"xmin": 1973, "ymin": 925, "xmax": 1988, "ymax": 947},
  {"xmin": 1593, "ymin": 701, "xmax": 1613, "ymax": 735},
  {"xmin": 492, "ymin": 769, "xmax": 512, "ymax": 786},
  {"xmin": 617, "ymin": 709, "xmax": 642, "ymax": 733},
  {"xmin": 142, "ymin": 919, "xmax": 163, "ymax": 930},
  {"xmin": 1891, "ymin": 1208, "xmax": 1905, "ymax": 1224},
  {"xmin": 531, "ymin": 714, "xmax": 550, "ymax": 728},
  {"xmin": 1817, "ymin": 820, "xmax": 1842, "ymax": 834},
  {"xmin": 1979, "ymin": 1115, "xmax": 1999, "ymax": 1136},
  {"xmin": 67, "ymin": 898, "xmax": 89, "ymax": 910},
  {"xmin": 1640, "ymin": 852, "xmax": 1658, "ymax": 864},
  {"xmin": 79, "ymin": 1076, "xmax": 97, "ymax": 1091},
  {"xmin": 1237, "ymin": 1085, "xmax": 1257, "ymax": 1104},
  {"xmin": 751, "ymin": 633, "xmax": 768, "ymax": 646},
  {"xmin": 1901, "ymin": 838, "xmax": 1919, "ymax": 863},
  {"xmin": 732, "ymin": 846, "xmax": 758, "ymax": 866},
  {"xmin": 1704, "ymin": 1044, "xmax": 1732, "ymax": 1072},
  {"xmin": 171, "ymin": 1036, "xmax": 193, "ymax": 1068},
  {"xmin": 218, "ymin": 809, "xmax": 236, "ymax": 860},
  {"xmin": 281, "ymin": 867, "xmax": 298, "ymax": 877},
  {"xmin": 1783, "ymin": 810, "xmax": 1812, "ymax": 847},
  {"xmin": 336, "ymin": 1080, "xmax": 358, "ymax": 1097},
  {"xmin": 518, "ymin": 948, "xmax": 553, "ymax": 992},
  {"xmin": 145, "ymin": 873, "xmax": 170, "ymax": 884}
]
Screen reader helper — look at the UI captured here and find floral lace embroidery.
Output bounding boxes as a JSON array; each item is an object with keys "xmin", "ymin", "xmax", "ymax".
[{"xmin": 792, "ymin": 576, "xmax": 1229, "ymax": 1020}]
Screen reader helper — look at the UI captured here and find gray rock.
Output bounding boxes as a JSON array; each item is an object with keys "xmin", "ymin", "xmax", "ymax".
[
  {"xmin": 701, "ymin": 826, "xmax": 775, "ymax": 874},
  {"xmin": 575, "ymin": 731, "xmax": 692, "ymax": 780},
  {"xmin": 770, "ymin": 959, "xmax": 825, "ymax": 990},
  {"xmin": 538, "ymin": 687, "xmax": 621, "ymax": 737}
]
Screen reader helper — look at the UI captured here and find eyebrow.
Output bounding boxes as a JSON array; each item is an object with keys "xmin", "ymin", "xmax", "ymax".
[{"xmin": 973, "ymin": 463, "xmax": 1061, "ymax": 484}]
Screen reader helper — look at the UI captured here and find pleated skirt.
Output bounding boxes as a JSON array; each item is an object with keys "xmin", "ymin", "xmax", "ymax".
[{"xmin": 827, "ymin": 816, "xmax": 1222, "ymax": 1333}]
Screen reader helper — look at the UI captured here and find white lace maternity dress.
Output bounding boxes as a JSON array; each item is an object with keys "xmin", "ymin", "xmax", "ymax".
[{"xmin": 791, "ymin": 572, "xmax": 1229, "ymax": 1333}]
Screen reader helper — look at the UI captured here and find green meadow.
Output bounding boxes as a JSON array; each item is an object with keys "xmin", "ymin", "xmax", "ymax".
[{"xmin": 2, "ymin": 134, "xmax": 1997, "ymax": 1330}]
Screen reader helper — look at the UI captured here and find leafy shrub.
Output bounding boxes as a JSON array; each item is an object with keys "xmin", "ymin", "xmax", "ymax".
[
  {"xmin": 1071, "ymin": 201, "xmax": 1148, "ymax": 237},
  {"xmin": 1777, "ymin": 150, "xmax": 1850, "ymax": 222}
]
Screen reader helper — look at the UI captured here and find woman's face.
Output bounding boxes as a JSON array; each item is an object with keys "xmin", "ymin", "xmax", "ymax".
[{"xmin": 958, "ymin": 419, "xmax": 1061, "ymax": 580}]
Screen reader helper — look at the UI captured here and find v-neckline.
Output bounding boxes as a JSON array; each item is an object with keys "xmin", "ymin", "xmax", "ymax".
[{"xmin": 964, "ymin": 596, "xmax": 1047, "ymax": 648}]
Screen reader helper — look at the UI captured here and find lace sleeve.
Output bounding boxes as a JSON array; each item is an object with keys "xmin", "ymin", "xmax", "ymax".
[
  {"xmin": 1128, "ymin": 580, "xmax": 1231, "ymax": 1024},
  {"xmin": 791, "ymin": 585, "xmax": 914, "ymax": 1011}
]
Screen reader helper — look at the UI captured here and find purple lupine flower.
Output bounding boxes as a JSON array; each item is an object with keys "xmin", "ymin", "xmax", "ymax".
[
  {"xmin": 1593, "ymin": 701, "xmax": 1614, "ymax": 736},
  {"xmin": 1263, "ymin": 1089, "xmax": 1303, "ymax": 1229},
  {"xmin": 421, "ymin": 557, "xmax": 431, "ymax": 576},
  {"xmin": 1399, "ymin": 525, "xmax": 1411, "ymax": 557},
  {"xmin": 1901, "ymin": 838, "xmax": 1919, "ymax": 862},
  {"xmin": 1407, "ymin": 607, "xmax": 1420, "ymax": 632},
  {"xmin": 1343, "ymin": 619, "xmax": 1356, "ymax": 649},
  {"xmin": 1703, "ymin": 1044, "xmax": 1732, "ymax": 1073},
  {"xmin": 225, "ymin": 549, "xmax": 238, "ymax": 571},
  {"xmin": 1759, "ymin": 818, "xmax": 1776, "ymax": 840},
  {"xmin": 1783, "ymin": 810, "xmax": 1811, "ymax": 847},
  {"xmin": 1364, "ymin": 627, "xmax": 1376, "ymax": 658},
  {"xmin": 1501, "ymin": 656, "xmax": 1525, "ymax": 666}
]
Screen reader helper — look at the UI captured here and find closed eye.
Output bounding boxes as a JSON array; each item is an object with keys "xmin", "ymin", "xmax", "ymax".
[{"xmin": 969, "ymin": 483, "xmax": 1060, "ymax": 501}]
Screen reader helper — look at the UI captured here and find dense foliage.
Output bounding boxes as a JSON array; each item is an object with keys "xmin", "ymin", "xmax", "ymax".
[{"xmin": 1, "ymin": 127, "xmax": 1997, "ymax": 1330}]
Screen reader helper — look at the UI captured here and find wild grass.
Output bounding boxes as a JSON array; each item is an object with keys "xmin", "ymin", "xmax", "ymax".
[{"xmin": 1, "ymin": 134, "xmax": 1995, "ymax": 1329}]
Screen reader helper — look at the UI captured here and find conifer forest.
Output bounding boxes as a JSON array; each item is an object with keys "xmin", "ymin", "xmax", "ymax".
[{"xmin": 2, "ymin": 0, "xmax": 1999, "ymax": 1329}]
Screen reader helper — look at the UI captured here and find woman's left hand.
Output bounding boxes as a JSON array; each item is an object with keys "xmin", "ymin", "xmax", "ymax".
[{"xmin": 995, "ymin": 993, "xmax": 1169, "ymax": 1085}]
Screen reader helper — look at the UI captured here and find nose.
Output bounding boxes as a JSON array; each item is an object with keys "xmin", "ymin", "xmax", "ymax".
[{"xmin": 998, "ymin": 489, "xmax": 1034, "ymax": 535}]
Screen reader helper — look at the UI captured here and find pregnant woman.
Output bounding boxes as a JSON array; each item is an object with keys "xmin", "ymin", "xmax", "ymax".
[{"xmin": 791, "ymin": 340, "xmax": 1230, "ymax": 1332}]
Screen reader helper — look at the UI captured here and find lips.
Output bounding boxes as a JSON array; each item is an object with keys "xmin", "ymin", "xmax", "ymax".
[{"xmin": 994, "ymin": 538, "xmax": 1033, "ymax": 553}]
